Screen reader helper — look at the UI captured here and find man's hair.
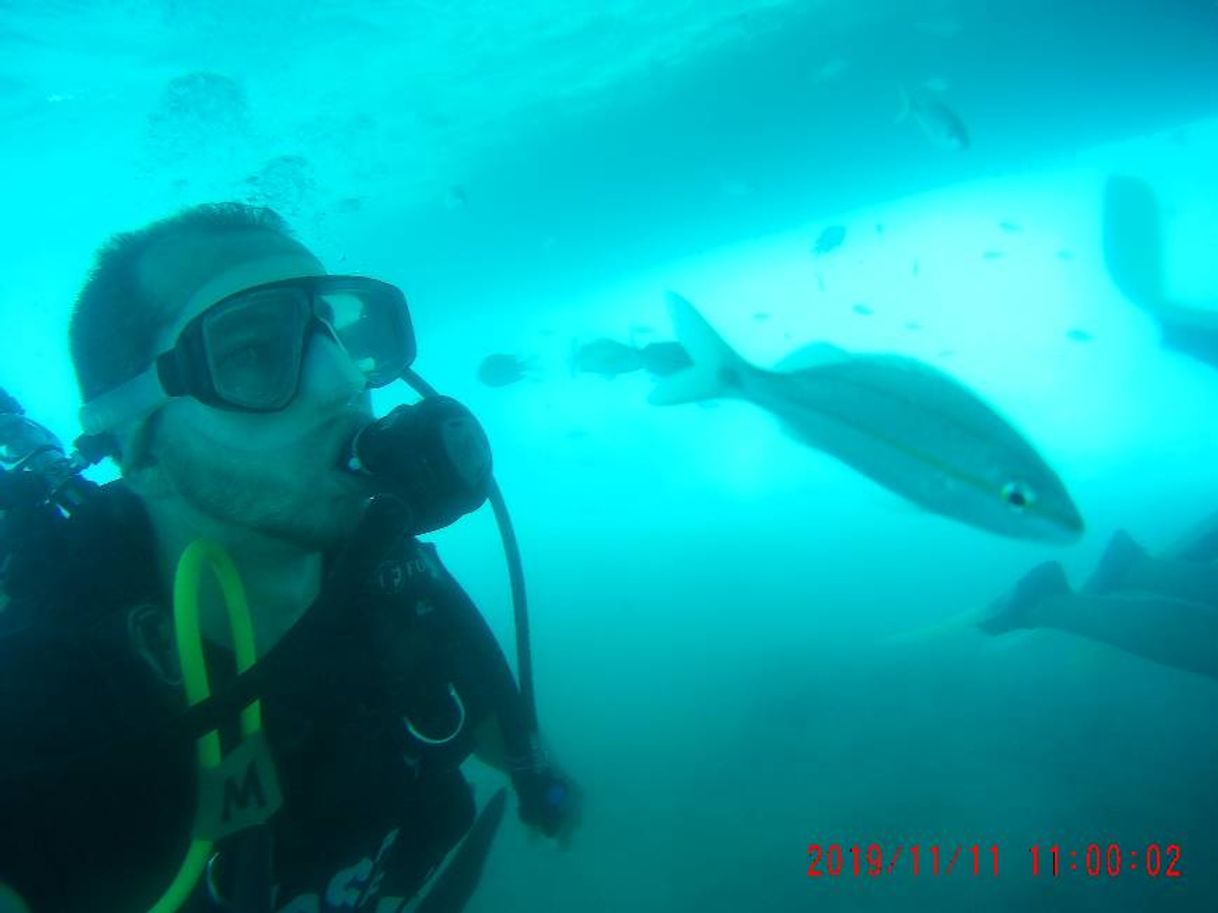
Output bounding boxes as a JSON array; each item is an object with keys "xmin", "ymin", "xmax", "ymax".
[{"xmin": 69, "ymin": 202, "xmax": 294, "ymax": 403}]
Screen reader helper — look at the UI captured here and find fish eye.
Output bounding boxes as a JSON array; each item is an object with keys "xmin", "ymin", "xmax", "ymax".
[{"xmin": 1001, "ymin": 481, "xmax": 1034, "ymax": 511}]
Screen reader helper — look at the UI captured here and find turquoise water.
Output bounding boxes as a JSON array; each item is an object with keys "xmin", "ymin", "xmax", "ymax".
[{"xmin": 2, "ymin": 0, "xmax": 1217, "ymax": 910}]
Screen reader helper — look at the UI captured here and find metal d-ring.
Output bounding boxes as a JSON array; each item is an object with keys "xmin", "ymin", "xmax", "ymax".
[{"xmin": 402, "ymin": 683, "xmax": 466, "ymax": 746}]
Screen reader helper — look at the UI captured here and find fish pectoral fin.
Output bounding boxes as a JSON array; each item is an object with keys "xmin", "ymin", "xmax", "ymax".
[{"xmin": 648, "ymin": 291, "xmax": 747, "ymax": 406}]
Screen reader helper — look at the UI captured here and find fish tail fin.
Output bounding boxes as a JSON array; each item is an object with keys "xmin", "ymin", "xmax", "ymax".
[
  {"xmin": 894, "ymin": 84, "xmax": 911, "ymax": 124},
  {"xmin": 648, "ymin": 292, "xmax": 745, "ymax": 405}
]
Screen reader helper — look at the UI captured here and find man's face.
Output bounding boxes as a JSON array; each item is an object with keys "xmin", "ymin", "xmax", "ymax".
[{"xmin": 131, "ymin": 228, "xmax": 376, "ymax": 548}]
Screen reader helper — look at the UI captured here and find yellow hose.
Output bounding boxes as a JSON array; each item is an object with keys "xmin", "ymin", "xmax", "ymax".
[{"xmin": 149, "ymin": 540, "xmax": 266, "ymax": 913}]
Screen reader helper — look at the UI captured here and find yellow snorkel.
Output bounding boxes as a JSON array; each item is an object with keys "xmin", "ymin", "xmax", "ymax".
[{"xmin": 150, "ymin": 540, "xmax": 282, "ymax": 913}]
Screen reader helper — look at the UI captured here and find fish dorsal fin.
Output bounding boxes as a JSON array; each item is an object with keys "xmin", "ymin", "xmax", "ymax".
[{"xmin": 773, "ymin": 342, "xmax": 852, "ymax": 372}]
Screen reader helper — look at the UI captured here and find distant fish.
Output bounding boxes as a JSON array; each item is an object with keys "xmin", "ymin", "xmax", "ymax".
[
  {"xmin": 650, "ymin": 292, "xmax": 1085, "ymax": 542},
  {"xmin": 911, "ymin": 259, "xmax": 921, "ymax": 277},
  {"xmin": 922, "ymin": 76, "xmax": 952, "ymax": 93},
  {"xmin": 982, "ymin": 250, "xmax": 1005, "ymax": 260},
  {"xmin": 813, "ymin": 224, "xmax": 847, "ymax": 255},
  {"xmin": 753, "ymin": 312, "xmax": 771, "ymax": 322},
  {"xmin": 815, "ymin": 272, "xmax": 826, "ymax": 293},
  {"xmin": 477, "ymin": 353, "xmax": 533, "ymax": 387},
  {"xmin": 905, "ymin": 320, "xmax": 923, "ymax": 331},
  {"xmin": 999, "ymin": 221, "xmax": 1022, "ymax": 233},
  {"xmin": 896, "ymin": 86, "xmax": 969, "ymax": 151},
  {"xmin": 1057, "ymin": 249, "xmax": 1075, "ymax": 260},
  {"xmin": 638, "ymin": 341, "xmax": 692, "ymax": 377},
  {"xmin": 571, "ymin": 338, "xmax": 643, "ymax": 378},
  {"xmin": 1065, "ymin": 328, "xmax": 1094, "ymax": 342},
  {"xmin": 852, "ymin": 303, "xmax": 874, "ymax": 315},
  {"xmin": 875, "ymin": 223, "xmax": 886, "ymax": 235}
]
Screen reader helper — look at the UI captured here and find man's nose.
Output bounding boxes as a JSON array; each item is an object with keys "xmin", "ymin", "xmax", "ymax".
[{"xmin": 299, "ymin": 327, "xmax": 365, "ymax": 402}]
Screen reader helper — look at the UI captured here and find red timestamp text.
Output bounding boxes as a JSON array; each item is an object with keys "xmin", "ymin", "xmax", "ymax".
[
  {"xmin": 806, "ymin": 842, "xmax": 1184, "ymax": 879},
  {"xmin": 1029, "ymin": 844, "xmax": 1182, "ymax": 878},
  {"xmin": 806, "ymin": 843, "xmax": 1001, "ymax": 878}
]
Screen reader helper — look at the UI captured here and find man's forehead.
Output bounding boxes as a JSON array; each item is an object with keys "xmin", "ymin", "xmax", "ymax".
[{"xmin": 137, "ymin": 228, "xmax": 324, "ymax": 336}]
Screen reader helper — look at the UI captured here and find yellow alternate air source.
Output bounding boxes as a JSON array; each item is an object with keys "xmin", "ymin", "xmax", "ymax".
[{"xmin": 150, "ymin": 540, "xmax": 266, "ymax": 913}]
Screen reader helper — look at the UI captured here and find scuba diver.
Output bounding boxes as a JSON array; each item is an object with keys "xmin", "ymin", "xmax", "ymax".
[{"xmin": 0, "ymin": 203, "xmax": 579, "ymax": 912}]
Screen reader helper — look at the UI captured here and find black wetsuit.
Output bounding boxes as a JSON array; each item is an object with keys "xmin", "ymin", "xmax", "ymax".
[{"xmin": 0, "ymin": 483, "xmax": 534, "ymax": 913}]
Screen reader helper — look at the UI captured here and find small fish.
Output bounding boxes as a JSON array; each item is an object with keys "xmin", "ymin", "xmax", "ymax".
[
  {"xmin": 875, "ymin": 223, "xmax": 885, "ymax": 235},
  {"xmin": 650, "ymin": 292, "xmax": 1084, "ymax": 542},
  {"xmin": 1065, "ymin": 329, "xmax": 1094, "ymax": 342},
  {"xmin": 1057, "ymin": 249, "xmax": 1075, "ymax": 261},
  {"xmin": 571, "ymin": 338, "xmax": 643, "ymax": 378},
  {"xmin": 815, "ymin": 272, "xmax": 826, "ymax": 293},
  {"xmin": 476, "ymin": 353, "xmax": 533, "ymax": 387},
  {"xmin": 896, "ymin": 86, "xmax": 969, "ymax": 151},
  {"xmin": 998, "ymin": 221, "xmax": 1022, "ymax": 233},
  {"xmin": 922, "ymin": 76, "xmax": 952, "ymax": 93},
  {"xmin": 852, "ymin": 303, "xmax": 874, "ymax": 316},
  {"xmin": 911, "ymin": 259, "xmax": 921, "ymax": 277},
  {"xmin": 813, "ymin": 225, "xmax": 846, "ymax": 255},
  {"xmin": 982, "ymin": 250, "xmax": 1005, "ymax": 260},
  {"xmin": 638, "ymin": 341, "xmax": 693, "ymax": 377},
  {"xmin": 753, "ymin": 312, "xmax": 771, "ymax": 322},
  {"xmin": 904, "ymin": 320, "xmax": 923, "ymax": 331}
]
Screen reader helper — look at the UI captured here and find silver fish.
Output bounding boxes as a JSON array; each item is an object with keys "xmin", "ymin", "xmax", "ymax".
[
  {"xmin": 896, "ymin": 86, "xmax": 969, "ymax": 151},
  {"xmin": 649, "ymin": 292, "xmax": 1084, "ymax": 542}
]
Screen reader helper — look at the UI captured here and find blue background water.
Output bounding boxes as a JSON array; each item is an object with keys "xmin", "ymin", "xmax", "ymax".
[{"xmin": 1, "ymin": 0, "xmax": 1217, "ymax": 910}]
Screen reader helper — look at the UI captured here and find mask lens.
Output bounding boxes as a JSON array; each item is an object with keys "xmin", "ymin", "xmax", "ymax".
[
  {"xmin": 202, "ymin": 289, "xmax": 310, "ymax": 409},
  {"xmin": 318, "ymin": 281, "xmax": 415, "ymax": 387}
]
